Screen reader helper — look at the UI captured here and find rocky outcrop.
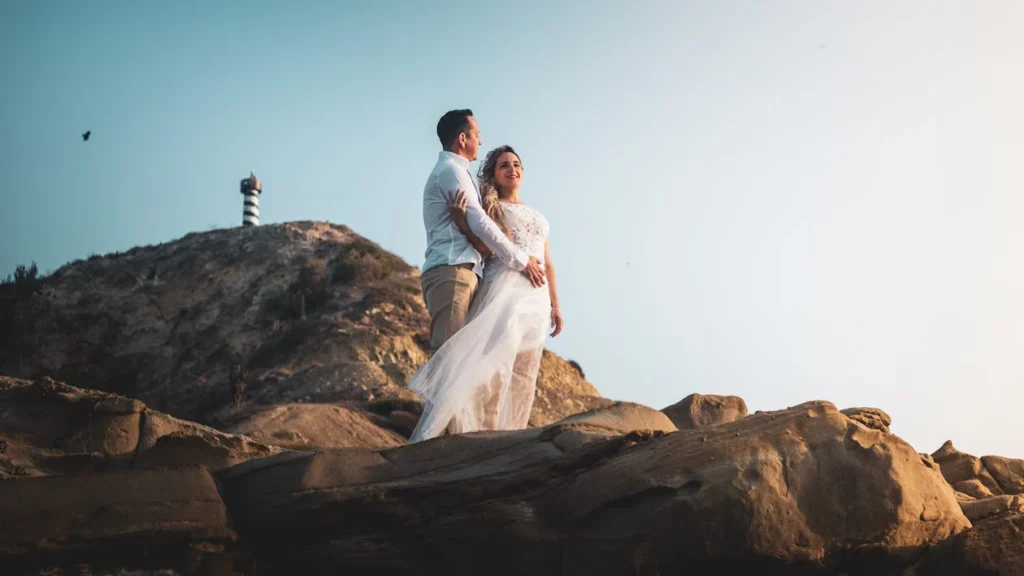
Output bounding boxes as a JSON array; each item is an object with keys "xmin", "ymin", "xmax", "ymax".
[
  {"xmin": 841, "ymin": 406, "xmax": 892, "ymax": 434},
  {"xmin": 223, "ymin": 403, "xmax": 406, "ymax": 450},
  {"xmin": 217, "ymin": 400, "xmax": 967, "ymax": 575},
  {"xmin": 952, "ymin": 478, "xmax": 997, "ymax": 499},
  {"xmin": 960, "ymin": 494, "xmax": 1024, "ymax": 523},
  {"xmin": 661, "ymin": 392, "xmax": 748, "ymax": 429},
  {"xmin": 0, "ymin": 222, "xmax": 608, "ymax": 427},
  {"xmin": 541, "ymin": 401, "xmax": 678, "ymax": 452},
  {"xmin": 904, "ymin": 514, "xmax": 1024, "ymax": 576},
  {"xmin": 558, "ymin": 401, "xmax": 677, "ymax": 433},
  {"xmin": 2, "ymin": 382, "xmax": 1005, "ymax": 575},
  {"xmin": 982, "ymin": 454, "xmax": 1024, "ymax": 495},
  {"xmin": 931, "ymin": 440, "xmax": 1024, "ymax": 498},
  {"xmin": 0, "ymin": 375, "xmax": 282, "ymax": 478},
  {"xmin": 529, "ymin": 349, "xmax": 614, "ymax": 426},
  {"xmin": 0, "ymin": 467, "xmax": 245, "ymax": 575},
  {"xmin": 908, "ymin": 440, "xmax": 1024, "ymax": 574}
]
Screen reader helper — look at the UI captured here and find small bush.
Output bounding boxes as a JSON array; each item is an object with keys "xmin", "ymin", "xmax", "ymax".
[
  {"xmin": 412, "ymin": 331, "xmax": 431, "ymax": 351},
  {"xmin": 365, "ymin": 397, "xmax": 423, "ymax": 416},
  {"xmin": 230, "ymin": 363, "xmax": 247, "ymax": 409},
  {"xmin": 331, "ymin": 238, "xmax": 406, "ymax": 285},
  {"xmin": 332, "ymin": 261, "xmax": 357, "ymax": 284},
  {"xmin": 296, "ymin": 259, "xmax": 327, "ymax": 294},
  {"xmin": 293, "ymin": 258, "xmax": 329, "ymax": 312},
  {"xmin": 246, "ymin": 321, "xmax": 319, "ymax": 371},
  {"xmin": 368, "ymin": 281, "xmax": 419, "ymax": 310},
  {"xmin": 260, "ymin": 287, "xmax": 292, "ymax": 318},
  {"xmin": 1, "ymin": 262, "xmax": 45, "ymax": 370},
  {"xmin": 2, "ymin": 262, "xmax": 43, "ymax": 300},
  {"xmin": 567, "ymin": 359, "xmax": 586, "ymax": 379},
  {"xmin": 344, "ymin": 282, "xmax": 421, "ymax": 324},
  {"xmin": 8, "ymin": 262, "xmax": 37, "ymax": 282},
  {"xmin": 262, "ymin": 259, "xmax": 333, "ymax": 321}
]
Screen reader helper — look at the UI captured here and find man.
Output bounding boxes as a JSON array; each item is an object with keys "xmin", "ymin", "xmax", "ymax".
[{"xmin": 420, "ymin": 109, "xmax": 546, "ymax": 350}]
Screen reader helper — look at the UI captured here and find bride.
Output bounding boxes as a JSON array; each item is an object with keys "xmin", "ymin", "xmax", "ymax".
[{"xmin": 408, "ymin": 145, "xmax": 564, "ymax": 443}]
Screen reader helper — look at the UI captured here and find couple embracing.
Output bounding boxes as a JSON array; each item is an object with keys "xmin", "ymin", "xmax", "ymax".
[{"xmin": 408, "ymin": 109, "xmax": 564, "ymax": 443}]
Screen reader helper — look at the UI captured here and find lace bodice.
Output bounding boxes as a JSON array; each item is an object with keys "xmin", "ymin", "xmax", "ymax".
[{"xmin": 501, "ymin": 201, "xmax": 549, "ymax": 262}]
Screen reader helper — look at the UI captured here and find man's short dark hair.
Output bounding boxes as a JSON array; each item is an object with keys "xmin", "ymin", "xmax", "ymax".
[{"xmin": 437, "ymin": 109, "xmax": 474, "ymax": 150}]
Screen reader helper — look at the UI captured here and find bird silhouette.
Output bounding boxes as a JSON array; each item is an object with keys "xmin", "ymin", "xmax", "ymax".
[{"xmin": 82, "ymin": 131, "xmax": 91, "ymax": 141}]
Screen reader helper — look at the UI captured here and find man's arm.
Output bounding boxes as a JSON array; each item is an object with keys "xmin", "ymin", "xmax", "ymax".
[
  {"xmin": 445, "ymin": 190, "xmax": 494, "ymax": 258},
  {"xmin": 439, "ymin": 167, "xmax": 528, "ymax": 271}
]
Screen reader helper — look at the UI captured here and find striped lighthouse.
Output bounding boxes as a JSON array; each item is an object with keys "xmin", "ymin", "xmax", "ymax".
[{"xmin": 240, "ymin": 171, "xmax": 262, "ymax": 227}]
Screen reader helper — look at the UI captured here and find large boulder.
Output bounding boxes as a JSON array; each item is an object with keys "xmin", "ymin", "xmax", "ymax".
[
  {"xmin": 959, "ymin": 495, "xmax": 1024, "ymax": 523},
  {"xmin": 841, "ymin": 406, "xmax": 892, "ymax": 434},
  {"xmin": 223, "ymin": 402, "xmax": 406, "ymax": 450},
  {"xmin": 905, "ymin": 514, "xmax": 1024, "ymax": 576},
  {"xmin": 0, "ymin": 467, "xmax": 244, "ymax": 574},
  {"xmin": 981, "ymin": 454, "xmax": 1024, "ymax": 495},
  {"xmin": 134, "ymin": 410, "xmax": 285, "ymax": 471},
  {"xmin": 0, "ymin": 375, "xmax": 282, "ymax": 477},
  {"xmin": 548, "ymin": 402, "xmax": 678, "ymax": 452},
  {"xmin": 951, "ymin": 478, "xmax": 997, "ymax": 500},
  {"xmin": 529, "ymin": 350, "xmax": 615, "ymax": 426},
  {"xmin": 661, "ymin": 392, "xmax": 748, "ymax": 429},
  {"xmin": 558, "ymin": 401, "xmax": 677, "ymax": 433},
  {"xmin": 932, "ymin": 440, "xmax": 1005, "ymax": 496},
  {"xmin": 216, "ymin": 401, "xmax": 968, "ymax": 575}
]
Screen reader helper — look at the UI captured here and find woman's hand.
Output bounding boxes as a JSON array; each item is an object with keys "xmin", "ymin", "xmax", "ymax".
[
  {"xmin": 550, "ymin": 307, "xmax": 564, "ymax": 337},
  {"xmin": 445, "ymin": 189, "xmax": 469, "ymax": 231}
]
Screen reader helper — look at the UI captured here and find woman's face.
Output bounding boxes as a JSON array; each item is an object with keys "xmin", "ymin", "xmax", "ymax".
[{"xmin": 493, "ymin": 151, "xmax": 523, "ymax": 194}]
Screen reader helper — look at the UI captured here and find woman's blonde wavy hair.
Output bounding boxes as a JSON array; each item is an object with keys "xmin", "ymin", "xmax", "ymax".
[{"xmin": 476, "ymin": 145, "xmax": 521, "ymax": 239}]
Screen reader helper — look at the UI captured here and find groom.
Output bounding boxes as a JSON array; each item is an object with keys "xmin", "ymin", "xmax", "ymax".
[{"xmin": 420, "ymin": 109, "xmax": 546, "ymax": 350}]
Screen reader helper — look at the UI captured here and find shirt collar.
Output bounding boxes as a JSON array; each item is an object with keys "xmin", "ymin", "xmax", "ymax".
[{"xmin": 439, "ymin": 150, "xmax": 471, "ymax": 170}]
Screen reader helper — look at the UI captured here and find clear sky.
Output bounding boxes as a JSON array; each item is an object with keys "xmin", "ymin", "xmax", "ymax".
[{"xmin": 2, "ymin": 1, "xmax": 1022, "ymax": 457}]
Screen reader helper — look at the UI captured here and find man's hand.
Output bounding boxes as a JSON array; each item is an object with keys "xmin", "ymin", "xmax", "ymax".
[{"xmin": 522, "ymin": 256, "xmax": 546, "ymax": 287}]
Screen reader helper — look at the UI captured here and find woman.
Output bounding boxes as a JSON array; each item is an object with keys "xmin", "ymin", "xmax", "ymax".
[{"xmin": 407, "ymin": 145, "xmax": 563, "ymax": 442}]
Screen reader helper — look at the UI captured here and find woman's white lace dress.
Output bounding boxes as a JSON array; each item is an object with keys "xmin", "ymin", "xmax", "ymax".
[{"xmin": 408, "ymin": 201, "xmax": 551, "ymax": 442}]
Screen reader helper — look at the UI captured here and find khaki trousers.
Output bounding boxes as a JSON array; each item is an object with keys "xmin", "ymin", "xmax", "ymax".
[{"xmin": 420, "ymin": 264, "xmax": 480, "ymax": 351}]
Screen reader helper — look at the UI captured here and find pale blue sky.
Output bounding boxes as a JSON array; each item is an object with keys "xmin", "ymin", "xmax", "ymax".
[{"xmin": 2, "ymin": 1, "xmax": 1022, "ymax": 457}]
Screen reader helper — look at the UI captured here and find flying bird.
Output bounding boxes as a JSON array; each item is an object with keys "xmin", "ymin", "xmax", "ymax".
[{"xmin": 82, "ymin": 130, "xmax": 91, "ymax": 141}]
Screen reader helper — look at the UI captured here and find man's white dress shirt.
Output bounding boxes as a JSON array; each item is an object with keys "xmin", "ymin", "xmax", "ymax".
[{"xmin": 421, "ymin": 151, "xmax": 528, "ymax": 276}]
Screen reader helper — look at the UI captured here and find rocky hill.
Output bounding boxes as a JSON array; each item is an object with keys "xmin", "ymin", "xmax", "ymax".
[
  {"xmin": 0, "ymin": 221, "xmax": 609, "ymax": 430},
  {"xmin": 2, "ymin": 223, "xmax": 1022, "ymax": 574}
]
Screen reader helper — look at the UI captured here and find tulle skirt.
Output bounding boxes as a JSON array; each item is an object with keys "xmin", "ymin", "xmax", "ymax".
[{"xmin": 408, "ymin": 263, "xmax": 551, "ymax": 443}]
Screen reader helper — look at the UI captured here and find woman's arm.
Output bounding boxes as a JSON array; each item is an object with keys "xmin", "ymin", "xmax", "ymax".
[
  {"xmin": 447, "ymin": 190, "xmax": 494, "ymax": 258},
  {"xmin": 438, "ymin": 168, "xmax": 527, "ymax": 270},
  {"xmin": 544, "ymin": 239, "xmax": 563, "ymax": 337},
  {"xmin": 455, "ymin": 217, "xmax": 494, "ymax": 258}
]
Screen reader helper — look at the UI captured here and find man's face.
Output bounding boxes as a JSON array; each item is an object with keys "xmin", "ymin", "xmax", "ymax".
[{"xmin": 461, "ymin": 116, "xmax": 481, "ymax": 161}]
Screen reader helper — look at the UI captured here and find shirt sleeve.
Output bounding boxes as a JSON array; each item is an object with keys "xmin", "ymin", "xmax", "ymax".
[{"xmin": 438, "ymin": 166, "xmax": 529, "ymax": 271}]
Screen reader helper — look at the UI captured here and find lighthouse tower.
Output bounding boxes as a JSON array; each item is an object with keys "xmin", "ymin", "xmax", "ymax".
[{"xmin": 240, "ymin": 171, "xmax": 262, "ymax": 227}]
